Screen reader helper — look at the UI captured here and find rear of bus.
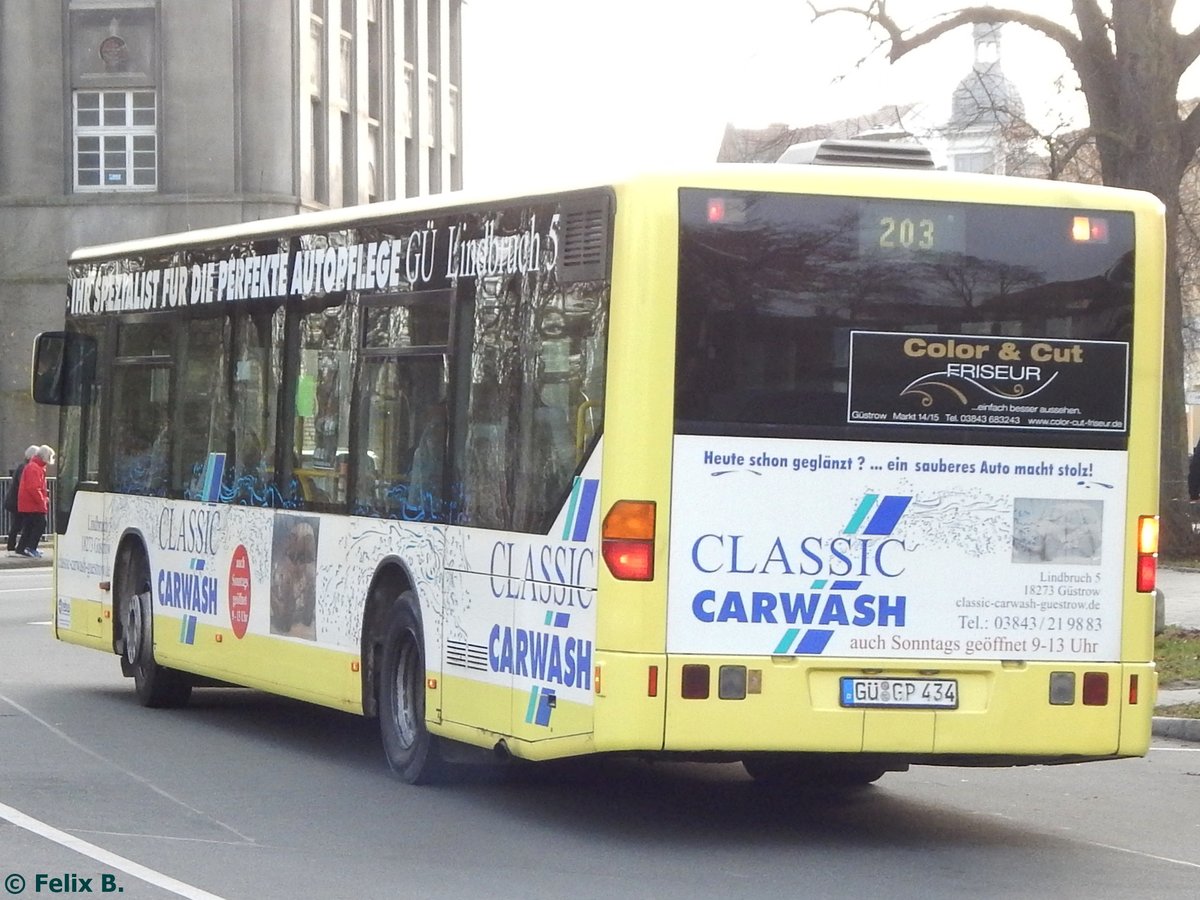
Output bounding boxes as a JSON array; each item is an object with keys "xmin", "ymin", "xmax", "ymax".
[{"xmin": 653, "ymin": 165, "xmax": 1163, "ymax": 776}]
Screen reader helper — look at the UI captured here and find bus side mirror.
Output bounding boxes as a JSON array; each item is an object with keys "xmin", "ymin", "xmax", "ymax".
[{"xmin": 32, "ymin": 331, "xmax": 96, "ymax": 407}]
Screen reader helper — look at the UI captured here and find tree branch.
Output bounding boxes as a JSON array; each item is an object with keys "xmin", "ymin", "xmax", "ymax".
[
  {"xmin": 1182, "ymin": 102, "xmax": 1200, "ymax": 166},
  {"xmin": 810, "ymin": 2, "xmax": 1085, "ymax": 69},
  {"xmin": 1174, "ymin": 25, "xmax": 1200, "ymax": 85}
]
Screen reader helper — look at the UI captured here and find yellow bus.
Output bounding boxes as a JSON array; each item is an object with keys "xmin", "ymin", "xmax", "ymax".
[{"xmin": 35, "ymin": 142, "xmax": 1165, "ymax": 785}]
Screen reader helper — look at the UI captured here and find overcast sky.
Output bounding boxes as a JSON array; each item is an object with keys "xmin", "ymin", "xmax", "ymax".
[{"xmin": 461, "ymin": 0, "xmax": 1200, "ymax": 190}]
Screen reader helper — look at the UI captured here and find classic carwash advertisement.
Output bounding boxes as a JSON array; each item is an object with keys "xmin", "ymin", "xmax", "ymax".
[{"xmin": 667, "ymin": 435, "xmax": 1127, "ymax": 662}]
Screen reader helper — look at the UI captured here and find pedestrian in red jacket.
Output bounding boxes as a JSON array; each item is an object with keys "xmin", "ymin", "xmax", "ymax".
[
  {"xmin": 15, "ymin": 445, "xmax": 53, "ymax": 558},
  {"xmin": 6, "ymin": 444, "xmax": 38, "ymax": 554}
]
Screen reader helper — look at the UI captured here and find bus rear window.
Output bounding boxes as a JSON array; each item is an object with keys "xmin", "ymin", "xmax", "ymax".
[{"xmin": 675, "ymin": 189, "xmax": 1134, "ymax": 446}]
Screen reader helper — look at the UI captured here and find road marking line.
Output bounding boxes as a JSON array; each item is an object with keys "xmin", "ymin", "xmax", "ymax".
[
  {"xmin": 1083, "ymin": 839, "xmax": 1200, "ymax": 870},
  {"xmin": 0, "ymin": 801, "xmax": 230, "ymax": 900},
  {"xmin": 1149, "ymin": 746, "xmax": 1200, "ymax": 752},
  {"xmin": 73, "ymin": 829, "xmax": 268, "ymax": 847},
  {"xmin": 27, "ymin": 620, "xmax": 51, "ymax": 626}
]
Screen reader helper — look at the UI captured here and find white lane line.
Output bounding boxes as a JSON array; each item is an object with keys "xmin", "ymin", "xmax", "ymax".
[
  {"xmin": 1149, "ymin": 746, "xmax": 1200, "ymax": 752},
  {"xmin": 1082, "ymin": 839, "xmax": 1200, "ymax": 870},
  {"xmin": 73, "ymin": 829, "xmax": 267, "ymax": 847},
  {"xmin": 0, "ymin": 801, "xmax": 230, "ymax": 900},
  {"xmin": 0, "ymin": 692, "xmax": 255, "ymax": 843}
]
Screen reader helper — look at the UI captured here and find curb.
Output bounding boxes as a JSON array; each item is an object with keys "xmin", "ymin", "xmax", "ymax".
[
  {"xmin": 1152, "ymin": 716, "xmax": 1200, "ymax": 742},
  {"xmin": 0, "ymin": 554, "xmax": 51, "ymax": 569}
]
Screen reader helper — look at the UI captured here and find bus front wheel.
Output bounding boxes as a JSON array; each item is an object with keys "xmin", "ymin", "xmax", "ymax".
[
  {"xmin": 117, "ymin": 548, "xmax": 192, "ymax": 709},
  {"xmin": 378, "ymin": 592, "xmax": 444, "ymax": 784}
]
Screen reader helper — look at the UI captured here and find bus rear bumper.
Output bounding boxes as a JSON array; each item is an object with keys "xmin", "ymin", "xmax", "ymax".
[{"xmin": 598, "ymin": 654, "xmax": 1156, "ymax": 761}]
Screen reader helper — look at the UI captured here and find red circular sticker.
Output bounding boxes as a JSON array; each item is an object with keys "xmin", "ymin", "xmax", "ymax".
[{"xmin": 229, "ymin": 544, "xmax": 251, "ymax": 639}]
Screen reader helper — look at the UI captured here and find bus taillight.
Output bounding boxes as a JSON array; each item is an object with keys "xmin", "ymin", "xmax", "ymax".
[
  {"xmin": 1136, "ymin": 515, "xmax": 1158, "ymax": 593},
  {"xmin": 1072, "ymin": 215, "xmax": 1108, "ymax": 243},
  {"xmin": 602, "ymin": 500, "xmax": 656, "ymax": 581}
]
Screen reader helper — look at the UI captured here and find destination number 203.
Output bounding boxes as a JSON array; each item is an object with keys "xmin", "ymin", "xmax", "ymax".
[{"xmin": 878, "ymin": 216, "xmax": 936, "ymax": 250}]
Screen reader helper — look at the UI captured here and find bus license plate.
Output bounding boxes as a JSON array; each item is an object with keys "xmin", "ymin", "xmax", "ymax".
[{"xmin": 840, "ymin": 677, "xmax": 958, "ymax": 709}]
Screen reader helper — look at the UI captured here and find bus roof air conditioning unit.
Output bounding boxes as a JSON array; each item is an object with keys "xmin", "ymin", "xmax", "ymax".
[{"xmin": 777, "ymin": 139, "xmax": 935, "ymax": 169}]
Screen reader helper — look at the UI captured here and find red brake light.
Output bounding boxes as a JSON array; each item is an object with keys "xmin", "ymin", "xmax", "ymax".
[
  {"xmin": 601, "ymin": 540, "xmax": 654, "ymax": 581},
  {"xmin": 602, "ymin": 500, "xmax": 656, "ymax": 581},
  {"xmin": 1137, "ymin": 555, "xmax": 1157, "ymax": 594},
  {"xmin": 681, "ymin": 664, "xmax": 710, "ymax": 699},
  {"xmin": 1136, "ymin": 515, "xmax": 1158, "ymax": 593},
  {"xmin": 1082, "ymin": 672, "xmax": 1109, "ymax": 706},
  {"xmin": 1072, "ymin": 216, "xmax": 1108, "ymax": 243}
]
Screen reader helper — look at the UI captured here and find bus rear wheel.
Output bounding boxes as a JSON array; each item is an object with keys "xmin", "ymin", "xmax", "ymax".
[
  {"xmin": 117, "ymin": 547, "xmax": 192, "ymax": 709},
  {"xmin": 378, "ymin": 592, "xmax": 444, "ymax": 784},
  {"xmin": 742, "ymin": 754, "xmax": 888, "ymax": 788}
]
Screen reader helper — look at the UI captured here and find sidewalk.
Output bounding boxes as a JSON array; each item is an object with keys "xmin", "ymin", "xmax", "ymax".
[
  {"xmin": 0, "ymin": 546, "xmax": 53, "ymax": 569},
  {"xmin": 1154, "ymin": 567, "xmax": 1200, "ymax": 741}
]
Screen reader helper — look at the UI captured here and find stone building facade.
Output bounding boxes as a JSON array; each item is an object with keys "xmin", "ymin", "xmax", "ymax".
[{"xmin": 0, "ymin": 0, "xmax": 462, "ymax": 471}]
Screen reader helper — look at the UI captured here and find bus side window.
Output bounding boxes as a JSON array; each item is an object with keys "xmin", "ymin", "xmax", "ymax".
[
  {"xmin": 228, "ymin": 308, "xmax": 282, "ymax": 506},
  {"xmin": 291, "ymin": 307, "xmax": 353, "ymax": 508},
  {"xmin": 355, "ymin": 355, "xmax": 446, "ymax": 521},
  {"xmin": 454, "ymin": 278, "xmax": 608, "ymax": 533},
  {"xmin": 177, "ymin": 316, "xmax": 229, "ymax": 500},
  {"xmin": 112, "ymin": 398, "xmax": 169, "ymax": 496}
]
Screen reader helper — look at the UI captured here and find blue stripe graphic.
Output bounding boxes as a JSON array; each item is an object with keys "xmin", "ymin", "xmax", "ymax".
[
  {"xmin": 524, "ymin": 686, "xmax": 556, "ymax": 726},
  {"xmin": 795, "ymin": 629, "xmax": 834, "ymax": 654},
  {"xmin": 202, "ymin": 453, "xmax": 226, "ymax": 502},
  {"xmin": 525, "ymin": 686, "xmax": 540, "ymax": 724},
  {"xmin": 844, "ymin": 494, "xmax": 878, "ymax": 534},
  {"xmin": 862, "ymin": 495, "xmax": 912, "ymax": 535},
  {"xmin": 774, "ymin": 628, "xmax": 800, "ymax": 654},
  {"xmin": 571, "ymin": 479, "xmax": 599, "ymax": 542},
  {"xmin": 561, "ymin": 479, "xmax": 582, "ymax": 540},
  {"xmin": 535, "ymin": 688, "xmax": 556, "ymax": 726}
]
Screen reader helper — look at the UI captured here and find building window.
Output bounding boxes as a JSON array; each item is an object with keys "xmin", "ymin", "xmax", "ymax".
[
  {"xmin": 342, "ymin": 111, "xmax": 355, "ymax": 205},
  {"xmin": 339, "ymin": 34, "xmax": 352, "ymax": 106},
  {"xmin": 74, "ymin": 90, "xmax": 157, "ymax": 191},
  {"xmin": 367, "ymin": 124, "xmax": 380, "ymax": 202},
  {"xmin": 312, "ymin": 98, "xmax": 328, "ymax": 204},
  {"xmin": 952, "ymin": 151, "xmax": 996, "ymax": 174}
]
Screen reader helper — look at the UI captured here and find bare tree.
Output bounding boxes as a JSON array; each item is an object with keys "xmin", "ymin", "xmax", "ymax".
[{"xmin": 813, "ymin": 0, "xmax": 1200, "ymax": 551}]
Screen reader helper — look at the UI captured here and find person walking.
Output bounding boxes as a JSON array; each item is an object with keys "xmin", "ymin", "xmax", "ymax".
[
  {"xmin": 15, "ymin": 445, "xmax": 53, "ymax": 558},
  {"xmin": 5, "ymin": 445, "xmax": 38, "ymax": 555}
]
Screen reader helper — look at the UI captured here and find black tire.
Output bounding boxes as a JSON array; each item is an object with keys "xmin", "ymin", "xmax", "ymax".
[
  {"xmin": 378, "ymin": 591, "xmax": 444, "ymax": 784},
  {"xmin": 117, "ymin": 546, "xmax": 192, "ymax": 709},
  {"xmin": 742, "ymin": 754, "xmax": 888, "ymax": 788}
]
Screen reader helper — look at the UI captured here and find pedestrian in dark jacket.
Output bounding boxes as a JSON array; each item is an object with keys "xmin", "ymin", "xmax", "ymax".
[
  {"xmin": 6, "ymin": 445, "xmax": 38, "ymax": 554},
  {"xmin": 15, "ymin": 445, "xmax": 53, "ymax": 558}
]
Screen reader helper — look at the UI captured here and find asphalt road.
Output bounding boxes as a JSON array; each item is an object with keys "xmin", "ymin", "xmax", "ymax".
[{"xmin": 2, "ymin": 569, "xmax": 1199, "ymax": 900}]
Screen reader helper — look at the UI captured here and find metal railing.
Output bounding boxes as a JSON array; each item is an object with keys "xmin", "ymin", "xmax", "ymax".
[{"xmin": 0, "ymin": 476, "xmax": 57, "ymax": 542}]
